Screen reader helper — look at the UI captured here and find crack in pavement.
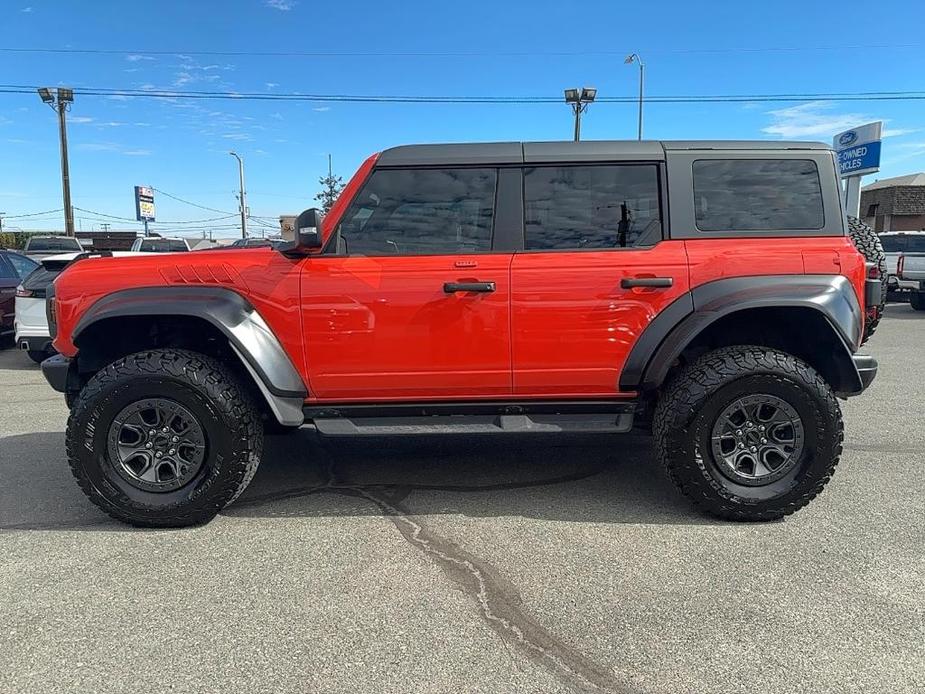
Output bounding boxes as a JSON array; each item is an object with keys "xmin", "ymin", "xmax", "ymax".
[{"xmin": 244, "ymin": 455, "xmax": 632, "ymax": 693}]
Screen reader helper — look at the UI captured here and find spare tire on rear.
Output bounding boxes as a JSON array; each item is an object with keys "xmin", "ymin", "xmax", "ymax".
[{"xmin": 847, "ymin": 215, "xmax": 886, "ymax": 344}]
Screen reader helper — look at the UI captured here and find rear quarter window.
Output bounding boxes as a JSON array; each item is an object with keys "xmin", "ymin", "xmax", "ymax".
[{"xmin": 693, "ymin": 159, "xmax": 824, "ymax": 232}]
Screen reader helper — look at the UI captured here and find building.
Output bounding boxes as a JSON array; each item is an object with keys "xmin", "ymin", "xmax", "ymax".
[{"xmin": 861, "ymin": 173, "xmax": 925, "ymax": 232}]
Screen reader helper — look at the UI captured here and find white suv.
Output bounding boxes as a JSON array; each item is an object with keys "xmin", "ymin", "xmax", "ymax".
[{"xmin": 129, "ymin": 237, "xmax": 191, "ymax": 253}]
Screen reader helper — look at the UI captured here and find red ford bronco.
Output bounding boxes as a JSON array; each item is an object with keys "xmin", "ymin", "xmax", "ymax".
[{"xmin": 42, "ymin": 140, "xmax": 883, "ymax": 527}]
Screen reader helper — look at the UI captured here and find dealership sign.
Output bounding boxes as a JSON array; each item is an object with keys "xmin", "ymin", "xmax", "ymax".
[
  {"xmin": 134, "ymin": 185, "xmax": 156, "ymax": 221},
  {"xmin": 833, "ymin": 122, "xmax": 882, "ymax": 178}
]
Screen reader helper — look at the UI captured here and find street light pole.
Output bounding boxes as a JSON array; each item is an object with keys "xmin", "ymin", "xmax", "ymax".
[
  {"xmin": 624, "ymin": 54, "xmax": 645, "ymax": 140},
  {"xmin": 229, "ymin": 151, "xmax": 248, "ymax": 239},
  {"xmin": 38, "ymin": 87, "xmax": 76, "ymax": 236},
  {"xmin": 563, "ymin": 87, "xmax": 597, "ymax": 142}
]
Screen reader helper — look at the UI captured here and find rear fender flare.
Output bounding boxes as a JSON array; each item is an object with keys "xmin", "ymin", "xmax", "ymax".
[{"xmin": 620, "ymin": 275, "xmax": 864, "ymax": 394}]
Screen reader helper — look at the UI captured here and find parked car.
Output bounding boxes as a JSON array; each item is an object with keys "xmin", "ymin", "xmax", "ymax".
[
  {"xmin": 897, "ymin": 252, "xmax": 925, "ymax": 310},
  {"xmin": 14, "ymin": 252, "xmax": 78, "ymax": 362},
  {"xmin": 0, "ymin": 250, "xmax": 40, "ymax": 343},
  {"xmin": 129, "ymin": 237, "xmax": 192, "ymax": 253},
  {"xmin": 878, "ymin": 231, "xmax": 925, "ymax": 296},
  {"xmin": 22, "ymin": 235, "xmax": 84, "ymax": 260},
  {"xmin": 41, "ymin": 139, "xmax": 883, "ymax": 528}
]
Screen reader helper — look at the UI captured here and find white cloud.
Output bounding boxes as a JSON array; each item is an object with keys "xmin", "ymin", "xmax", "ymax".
[
  {"xmin": 77, "ymin": 142, "xmax": 120, "ymax": 152},
  {"xmin": 123, "ymin": 149, "xmax": 152, "ymax": 156},
  {"xmin": 21, "ymin": 6, "xmax": 33, "ymax": 12},
  {"xmin": 762, "ymin": 102, "xmax": 870, "ymax": 139},
  {"xmin": 222, "ymin": 133, "xmax": 253, "ymax": 141},
  {"xmin": 173, "ymin": 72, "xmax": 193, "ymax": 86},
  {"xmin": 138, "ymin": 84, "xmax": 158, "ymax": 91},
  {"xmin": 107, "ymin": 94, "xmax": 133, "ymax": 101},
  {"xmin": 266, "ymin": 82, "xmax": 279, "ymax": 89},
  {"xmin": 762, "ymin": 102, "xmax": 913, "ymax": 141},
  {"xmin": 126, "ymin": 54, "xmax": 155, "ymax": 62},
  {"xmin": 270, "ymin": 112, "xmax": 284, "ymax": 120},
  {"xmin": 265, "ymin": 0, "xmax": 296, "ymax": 9},
  {"xmin": 312, "ymin": 106, "xmax": 331, "ymax": 112},
  {"xmin": 69, "ymin": 116, "xmax": 95, "ymax": 124}
]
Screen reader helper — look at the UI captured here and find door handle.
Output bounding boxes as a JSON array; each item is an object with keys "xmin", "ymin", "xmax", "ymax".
[
  {"xmin": 444, "ymin": 281, "xmax": 496, "ymax": 293},
  {"xmin": 620, "ymin": 277, "xmax": 673, "ymax": 289}
]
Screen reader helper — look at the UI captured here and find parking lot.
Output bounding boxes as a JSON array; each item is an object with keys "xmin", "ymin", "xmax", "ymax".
[{"xmin": 0, "ymin": 304, "xmax": 922, "ymax": 694}]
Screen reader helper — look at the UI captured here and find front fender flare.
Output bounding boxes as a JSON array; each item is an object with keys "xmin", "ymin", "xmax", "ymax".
[{"xmin": 73, "ymin": 286, "xmax": 306, "ymax": 426}]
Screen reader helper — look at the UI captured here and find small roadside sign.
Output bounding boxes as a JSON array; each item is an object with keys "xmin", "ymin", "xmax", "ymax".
[
  {"xmin": 833, "ymin": 122, "xmax": 882, "ymax": 178},
  {"xmin": 134, "ymin": 186, "xmax": 156, "ymax": 222}
]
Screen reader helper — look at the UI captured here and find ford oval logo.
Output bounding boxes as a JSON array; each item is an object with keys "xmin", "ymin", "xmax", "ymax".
[{"xmin": 839, "ymin": 131, "xmax": 858, "ymax": 147}]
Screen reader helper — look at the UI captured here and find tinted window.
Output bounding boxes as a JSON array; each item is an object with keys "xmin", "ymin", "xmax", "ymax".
[
  {"xmin": 906, "ymin": 236, "xmax": 925, "ymax": 253},
  {"xmin": 6, "ymin": 253, "xmax": 39, "ymax": 279},
  {"xmin": 26, "ymin": 237, "xmax": 82, "ymax": 252},
  {"xmin": 879, "ymin": 235, "xmax": 905, "ymax": 253},
  {"xmin": 22, "ymin": 266, "xmax": 62, "ymax": 291},
  {"xmin": 140, "ymin": 239, "xmax": 188, "ymax": 252},
  {"xmin": 0, "ymin": 257, "xmax": 15, "ymax": 280},
  {"xmin": 693, "ymin": 159, "xmax": 824, "ymax": 231},
  {"xmin": 524, "ymin": 165, "xmax": 662, "ymax": 250},
  {"xmin": 338, "ymin": 168, "xmax": 496, "ymax": 255}
]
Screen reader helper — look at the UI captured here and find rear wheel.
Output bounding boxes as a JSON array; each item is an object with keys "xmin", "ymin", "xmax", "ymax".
[
  {"xmin": 654, "ymin": 345, "xmax": 843, "ymax": 521},
  {"xmin": 27, "ymin": 349, "xmax": 48, "ymax": 364},
  {"xmin": 66, "ymin": 349, "xmax": 263, "ymax": 527},
  {"xmin": 847, "ymin": 216, "xmax": 886, "ymax": 343},
  {"xmin": 911, "ymin": 292, "xmax": 925, "ymax": 311}
]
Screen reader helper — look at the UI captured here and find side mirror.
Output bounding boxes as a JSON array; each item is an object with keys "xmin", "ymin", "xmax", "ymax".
[{"xmin": 294, "ymin": 208, "xmax": 324, "ymax": 252}]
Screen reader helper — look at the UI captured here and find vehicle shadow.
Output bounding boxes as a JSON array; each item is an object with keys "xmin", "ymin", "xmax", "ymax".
[
  {"xmin": 882, "ymin": 303, "xmax": 923, "ymax": 320},
  {"xmin": 0, "ymin": 429, "xmax": 721, "ymax": 532},
  {"xmin": 0, "ymin": 348, "xmax": 42, "ymax": 371}
]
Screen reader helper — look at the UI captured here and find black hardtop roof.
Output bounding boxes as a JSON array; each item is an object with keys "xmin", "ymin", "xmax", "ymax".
[{"xmin": 376, "ymin": 140, "xmax": 832, "ymax": 166}]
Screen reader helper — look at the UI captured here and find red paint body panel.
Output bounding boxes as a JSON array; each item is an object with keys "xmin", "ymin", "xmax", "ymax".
[
  {"xmin": 52, "ymin": 249, "xmax": 309, "ymax": 385},
  {"xmin": 320, "ymin": 153, "xmax": 379, "ymax": 248},
  {"xmin": 510, "ymin": 242, "xmax": 690, "ymax": 395},
  {"xmin": 301, "ymin": 254, "xmax": 513, "ymax": 399}
]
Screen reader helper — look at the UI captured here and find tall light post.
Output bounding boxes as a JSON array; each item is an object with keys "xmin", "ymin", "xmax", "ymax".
[
  {"xmin": 38, "ymin": 87, "xmax": 76, "ymax": 236},
  {"xmin": 563, "ymin": 87, "xmax": 597, "ymax": 142},
  {"xmin": 229, "ymin": 151, "xmax": 248, "ymax": 239},
  {"xmin": 624, "ymin": 54, "xmax": 645, "ymax": 140}
]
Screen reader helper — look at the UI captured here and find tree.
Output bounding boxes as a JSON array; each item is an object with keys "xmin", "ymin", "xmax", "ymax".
[{"xmin": 315, "ymin": 154, "xmax": 345, "ymax": 215}]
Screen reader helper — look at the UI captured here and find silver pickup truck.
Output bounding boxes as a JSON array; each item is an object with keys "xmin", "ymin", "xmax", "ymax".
[{"xmin": 899, "ymin": 253, "xmax": 925, "ymax": 310}]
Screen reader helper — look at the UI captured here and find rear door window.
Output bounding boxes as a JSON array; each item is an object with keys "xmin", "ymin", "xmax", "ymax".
[
  {"xmin": 693, "ymin": 159, "xmax": 824, "ymax": 231},
  {"xmin": 337, "ymin": 168, "xmax": 497, "ymax": 255},
  {"xmin": 523, "ymin": 164, "xmax": 662, "ymax": 250}
]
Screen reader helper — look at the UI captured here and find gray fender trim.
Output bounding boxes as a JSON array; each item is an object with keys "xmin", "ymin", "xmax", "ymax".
[
  {"xmin": 73, "ymin": 286, "xmax": 307, "ymax": 425},
  {"xmin": 620, "ymin": 274, "xmax": 864, "ymax": 393}
]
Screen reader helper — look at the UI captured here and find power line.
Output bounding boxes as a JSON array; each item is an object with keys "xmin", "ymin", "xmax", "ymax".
[
  {"xmin": 2, "ymin": 84, "xmax": 925, "ymax": 104},
  {"xmin": 5, "ymin": 207, "xmax": 64, "ymax": 218},
  {"xmin": 73, "ymin": 206, "xmax": 238, "ymax": 224},
  {"xmin": 151, "ymin": 187, "xmax": 236, "ymax": 215},
  {"xmin": 0, "ymin": 44, "xmax": 922, "ymax": 58}
]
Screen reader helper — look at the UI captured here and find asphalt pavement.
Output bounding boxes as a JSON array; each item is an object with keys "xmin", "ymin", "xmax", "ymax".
[{"xmin": 1, "ymin": 304, "xmax": 922, "ymax": 694}]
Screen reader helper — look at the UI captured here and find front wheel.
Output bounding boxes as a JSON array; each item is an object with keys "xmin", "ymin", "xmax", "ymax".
[
  {"xmin": 66, "ymin": 349, "xmax": 263, "ymax": 527},
  {"xmin": 654, "ymin": 346, "xmax": 843, "ymax": 522}
]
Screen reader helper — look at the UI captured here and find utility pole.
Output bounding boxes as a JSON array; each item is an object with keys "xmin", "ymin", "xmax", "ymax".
[
  {"xmin": 0, "ymin": 213, "xmax": 4, "ymax": 233},
  {"xmin": 38, "ymin": 87, "xmax": 76, "ymax": 236},
  {"xmin": 101, "ymin": 223, "xmax": 110, "ymax": 232},
  {"xmin": 229, "ymin": 151, "xmax": 248, "ymax": 239}
]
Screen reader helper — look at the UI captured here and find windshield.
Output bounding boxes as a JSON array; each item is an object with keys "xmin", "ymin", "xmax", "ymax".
[
  {"xmin": 140, "ymin": 239, "xmax": 188, "ymax": 252},
  {"xmin": 879, "ymin": 235, "xmax": 925, "ymax": 253},
  {"xmin": 26, "ymin": 237, "xmax": 82, "ymax": 252}
]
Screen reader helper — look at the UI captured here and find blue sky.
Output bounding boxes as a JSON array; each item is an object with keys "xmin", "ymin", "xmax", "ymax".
[{"xmin": 1, "ymin": 0, "xmax": 923, "ymax": 235}]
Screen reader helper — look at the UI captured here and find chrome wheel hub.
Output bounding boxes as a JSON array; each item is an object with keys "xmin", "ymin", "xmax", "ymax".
[
  {"xmin": 710, "ymin": 394, "xmax": 805, "ymax": 485},
  {"xmin": 107, "ymin": 398, "xmax": 206, "ymax": 492}
]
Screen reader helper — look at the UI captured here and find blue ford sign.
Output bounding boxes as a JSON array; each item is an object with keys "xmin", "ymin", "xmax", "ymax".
[{"xmin": 833, "ymin": 122, "xmax": 882, "ymax": 178}]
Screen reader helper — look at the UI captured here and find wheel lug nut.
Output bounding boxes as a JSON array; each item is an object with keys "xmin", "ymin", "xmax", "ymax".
[
  {"xmin": 736, "ymin": 429, "xmax": 742, "ymax": 436},
  {"xmin": 162, "ymin": 427, "xmax": 169, "ymax": 433},
  {"xmin": 145, "ymin": 442, "xmax": 152, "ymax": 449},
  {"xmin": 759, "ymin": 425, "xmax": 765, "ymax": 431},
  {"xmin": 168, "ymin": 448, "xmax": 175, "ymax": 455},
  {"xmin": 746, "ymin": 421, "xmax": 753, "ymax": 427},
  {"xmin": 750, "ymin": 446, "xmax": 757, "ymax": 452},
  {"xmin": 760, "ymin": 438, "xmax": 767, "ymax": 444},
  {"xmin": 155, "ymin": 451, "xmax": 162, "ymax": 458},
  {"xmin": 149, "ymin": 430, "xmax": 156, "ymax": 436},
  {"xmin": 172, "ymin": 436, "xmax": 179, "ymax": 442}
]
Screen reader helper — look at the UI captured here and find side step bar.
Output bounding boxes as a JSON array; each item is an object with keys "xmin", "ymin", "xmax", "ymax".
[{"xmin": 303, "ymin": 401, "xmax": 636, "ymax": 436}]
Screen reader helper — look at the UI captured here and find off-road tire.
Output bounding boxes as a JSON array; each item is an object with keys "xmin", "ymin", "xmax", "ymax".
[
  {"xmin": 654, "ymin": 345, "xmax": 843, "ymax": 522},
  {"xmin": 847, "ymin": 215, "xmax": 886, "ymax": 343},
  {"xmin": 911, "ymin": 292, "xmax": 925, "ymax": 311},
  {"xmin": 66, "ymin": 349, "xmax": 263, "ymax": 527}
]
